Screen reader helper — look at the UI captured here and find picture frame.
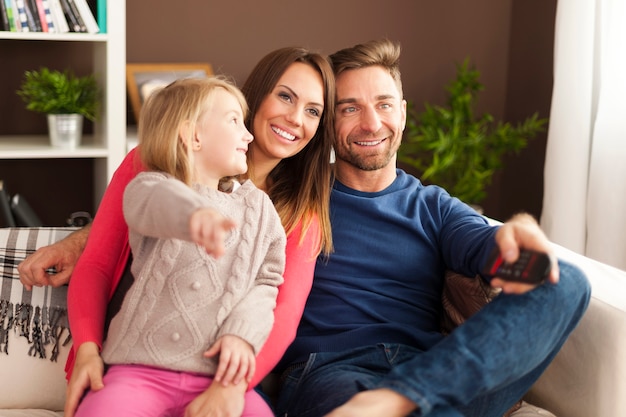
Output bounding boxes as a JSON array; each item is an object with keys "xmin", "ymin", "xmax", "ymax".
[{"xmin": 126, "ymin": 63, "xmax": 214, "ymax": 123}]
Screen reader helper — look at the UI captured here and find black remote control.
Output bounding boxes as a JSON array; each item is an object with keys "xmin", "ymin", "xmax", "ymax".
[{"xmin": 482, "ymin": 247, "xmax": 551, "ymax": 284}]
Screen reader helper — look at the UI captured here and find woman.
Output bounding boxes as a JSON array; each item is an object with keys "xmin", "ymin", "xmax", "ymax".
[{"xmin": 57, "ymin": 47, "xmax": 335, "ymax": 417}]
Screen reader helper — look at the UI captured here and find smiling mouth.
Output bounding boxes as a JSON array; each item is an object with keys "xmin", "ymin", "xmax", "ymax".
[
  {"xmin": 355, "ymin": 139, "xmax": 385, "ymax": 146},
  {"xmin": 272, "ymin": 126, "xmax": 296, "ymax": 141}
]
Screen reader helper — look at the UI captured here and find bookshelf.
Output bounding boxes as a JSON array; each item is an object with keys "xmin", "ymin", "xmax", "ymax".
[{"xmin": 0, "ymin": 1, "xmax": 126, "ymax": 215}]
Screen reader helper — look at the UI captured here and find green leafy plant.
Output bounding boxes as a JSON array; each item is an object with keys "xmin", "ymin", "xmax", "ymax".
[
  {"xmin": 398, "ymin": 59, "xmax": 547, "ymax": 206},
  {"xmin": 17, "ymin": 67, "xmax": 100, "ymax": 121}
]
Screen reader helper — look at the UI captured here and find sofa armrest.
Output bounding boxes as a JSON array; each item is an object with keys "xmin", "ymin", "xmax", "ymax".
[
  {"xmin": 525, "ymin": 242, "xmax": 626, "ymax": 417},
  {"xmin": 0, "ymin": 227, "xmax": 77, "ymax": 413}
]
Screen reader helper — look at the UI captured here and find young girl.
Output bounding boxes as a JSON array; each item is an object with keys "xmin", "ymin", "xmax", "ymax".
[{"xmin": 73, "ymin": 77, "xmax": 285, "ymax": 417}]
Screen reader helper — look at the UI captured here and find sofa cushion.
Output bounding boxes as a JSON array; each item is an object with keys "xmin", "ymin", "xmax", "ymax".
[
  {"xmin": 441, "ymin": 270, "xmax": 500, "ymax": 334},
  {"xmin": 0, "ymin": 410, "xmax": 63, "ymax": 417},
  {"xmin": 0, "ymin": 227, "xmax": 76, "ymax": 411}
]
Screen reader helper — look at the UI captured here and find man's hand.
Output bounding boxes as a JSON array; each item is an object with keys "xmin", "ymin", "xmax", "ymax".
[
  {"xmin": 491, "ymin": 213, "xmax": 559, "ymax": 294},
  {"xmin": 203, "ymin": 335, "xmax": 255, "ymax": 387},
  {"xmin": 18, "ymin": 225, "xmax": 91, "ymax": 290},
  {"xmin": 184, "ymin": 379, "xmax": 246, "ymax": 417},
  {"xmin": 189, "ymin": 208, "xmax": 237, "ymax": 258},
  {"xmin": 324, "ymin": 389, "xmax": 417, "ymax": 417},
  {"xmin": 64, "ymin": 341, "xmax": 104, "ymax": 417}
]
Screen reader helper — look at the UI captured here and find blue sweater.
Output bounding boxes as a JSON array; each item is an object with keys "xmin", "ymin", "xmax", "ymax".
[{"xmin": 279, "ymin": 169, "xmax": 498, "ymax": 367}]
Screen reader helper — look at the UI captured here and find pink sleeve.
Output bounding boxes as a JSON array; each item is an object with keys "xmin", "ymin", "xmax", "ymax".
[
  {"xmin": 65, "ymin": 148, "xmax": 143, "ymax": 376},
  {"xmin": 249, "ymin": 216, "xmax": 320, "ymax": 388}
]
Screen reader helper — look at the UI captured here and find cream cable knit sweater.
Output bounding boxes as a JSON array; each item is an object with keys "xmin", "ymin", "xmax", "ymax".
[{"xmin": 101, "ymin": 172, "xmax": 285, "ymax": 375}]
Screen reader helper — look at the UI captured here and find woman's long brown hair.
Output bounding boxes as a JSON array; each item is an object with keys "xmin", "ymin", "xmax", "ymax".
[{"xmin": 241, "ymin": 47, "xmax": 335, "ymax": 257}]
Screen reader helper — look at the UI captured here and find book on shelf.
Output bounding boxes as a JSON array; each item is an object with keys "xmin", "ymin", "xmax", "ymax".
[
  {"xmin": 39, "ymin": 0, "xmax": 55, "ymax": 32},
  {"xmin": 0, "ymin": 181, "xmax": 16, "ymax": 228},
  {"xmin": 24, "ymin": 0, "xmax": 42, "ymax": 31},
  {"xmin": 58, "ymin": 0, "xmax": 81, "ymax": 32},
  {"xmin": 94, "ymin": 0, "xmax": 104, "ymax": 33},
  {"xmin": 10, "ymin": 194, "xmax": 43, "ymax": 227},
  {"xmin": 14, "ymin": 0, "xmax": 30, "ymax": 32},
  {"xmin": 49, "ymin": 0, "xmax": 68, "ymax": 32},
  {"xmin": 66, "ymin": 0, "xmax": 86, "ymax": 32},
  {"xmin": 0, "ymin": 0, "xmax": 10, "ymax": 31},
  {"xmin": 34, "ymin": 0, "xmax": 49, "ymax": 31},
  {"xmin": 8, "ymin": 0, "xmax": 16, "ymax": 30},
  {"xmin": 6, "ymin": 0, "xmax": 18, "ymax": 31},
  {"xmin": 72, "ymin": 0, "xmax": 97, "ymax": 33}
]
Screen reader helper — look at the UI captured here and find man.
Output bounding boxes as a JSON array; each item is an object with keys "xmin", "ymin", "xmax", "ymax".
[{"xmin": 274, "ymin": 39, "xmax": 590, "ymax": 417}]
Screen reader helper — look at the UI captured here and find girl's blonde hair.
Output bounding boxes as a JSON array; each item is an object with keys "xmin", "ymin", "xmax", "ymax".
[{"xmin": 138, "ymin": 76, "xmax": 248, "ymax": 186}]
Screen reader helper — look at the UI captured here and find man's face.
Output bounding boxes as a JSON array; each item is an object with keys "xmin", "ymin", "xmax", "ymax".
[{"xmin": 333, "ymin": 66, "xmax": 406, "ymax": 172}]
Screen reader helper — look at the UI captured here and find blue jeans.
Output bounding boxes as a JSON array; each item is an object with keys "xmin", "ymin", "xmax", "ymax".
[{"xmin": 275, "ymin": 260, "xmax": 590, "ymax": 417}]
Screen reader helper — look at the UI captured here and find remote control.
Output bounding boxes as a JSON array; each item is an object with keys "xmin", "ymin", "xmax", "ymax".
[{"xmin": 482, "ymin": 247, "xmax": 551, "ymax": 284}]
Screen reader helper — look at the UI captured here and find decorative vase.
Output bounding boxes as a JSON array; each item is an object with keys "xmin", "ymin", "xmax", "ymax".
[{"xmin": 47, "ymin": 114, "xmax": 83, "ymax": 149}]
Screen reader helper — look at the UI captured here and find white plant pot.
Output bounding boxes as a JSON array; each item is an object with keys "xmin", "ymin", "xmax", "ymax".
[{"xmin": 47, "ymin": 114, "xmax": 83, "ymax": 149}]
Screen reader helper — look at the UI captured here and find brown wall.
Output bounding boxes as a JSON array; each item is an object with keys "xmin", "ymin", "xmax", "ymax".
[
  {"xmin": 490, "ymin": 0, "xmax": 556, "ymax": 221},
  {"xmin": 126, "ymin": 1, "xmax": 515, "ymax": 124},
  {"xmin": 1, "ymin": 0, "xmax": 556, "ymax": 224}
]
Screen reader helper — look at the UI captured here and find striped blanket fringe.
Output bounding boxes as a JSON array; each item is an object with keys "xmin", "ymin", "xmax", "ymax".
[{"xmin": 0, "ymin": 300, "xmax": 71, "ymax": 362}]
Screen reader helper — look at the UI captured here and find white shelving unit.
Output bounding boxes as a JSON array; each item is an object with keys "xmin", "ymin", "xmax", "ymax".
[{"xmin": 0, "ymin": 1, "xmax": 127, "ymax": 210}]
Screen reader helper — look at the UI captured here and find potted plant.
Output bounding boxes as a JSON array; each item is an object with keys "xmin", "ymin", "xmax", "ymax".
[
  {"xmin": 16, "ymin": 67, "xmax": 100, "ymax": 149},
  {"xmin": 398, "ymin": 59, "xmax": 548, "ymax": 210}
]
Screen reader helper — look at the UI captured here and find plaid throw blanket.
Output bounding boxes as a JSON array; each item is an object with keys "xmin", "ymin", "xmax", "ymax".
[{"xmin": 0, "ymin": 227, "xmax": 77, "ymax": 362}]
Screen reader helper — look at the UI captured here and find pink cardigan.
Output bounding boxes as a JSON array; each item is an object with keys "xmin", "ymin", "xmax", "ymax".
[{"xmin": 66, "ymin": 148, "xmax": 318, "ymax": 388}]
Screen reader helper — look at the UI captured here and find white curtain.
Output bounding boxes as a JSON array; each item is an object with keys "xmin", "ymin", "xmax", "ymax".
[{"xmin": 541, "ymin": 0, "xmax": 626, "ymax": 271}]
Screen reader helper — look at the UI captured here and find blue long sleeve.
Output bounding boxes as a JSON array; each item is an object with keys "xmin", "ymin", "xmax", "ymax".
[{"xmin": 279, "ymin": 169, "xmax": 498, "ymax": 368}]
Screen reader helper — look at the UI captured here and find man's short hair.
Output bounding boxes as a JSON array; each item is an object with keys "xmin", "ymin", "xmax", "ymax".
[{"xmin": 329, "ymin": 39, "xmax": 403, "ymax": 97}]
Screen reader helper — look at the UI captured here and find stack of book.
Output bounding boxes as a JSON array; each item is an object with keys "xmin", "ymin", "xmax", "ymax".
[
  {"xmin": 0, "ymin": 180, "xmax": 43, "ymax": 227},
  {"xmin": 0, "ymin": 0, "xmax": 105, "ymax": 34}
]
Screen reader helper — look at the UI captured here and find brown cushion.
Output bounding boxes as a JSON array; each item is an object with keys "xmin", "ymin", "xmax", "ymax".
[{"xmin": 441, "ymin": 270, "xmax": 500, "ymax": 334}]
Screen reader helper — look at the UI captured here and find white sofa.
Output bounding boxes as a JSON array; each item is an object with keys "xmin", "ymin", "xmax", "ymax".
[
  {"xmin": 525, "ymin": 242, "xmax": 626, "ymax": 417},
  {"xmin": 1, "ymin": 226, "xmax": 625, "ymax": 416},
  {"xmin": 0, "ymin": 227, "xmax": 74, "ymax": 417}
]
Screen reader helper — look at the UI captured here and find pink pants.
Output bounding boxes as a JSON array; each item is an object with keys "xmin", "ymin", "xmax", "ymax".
[{"xmin": 74, "ymin": 364, "xmax": 273, "ymax": 417}]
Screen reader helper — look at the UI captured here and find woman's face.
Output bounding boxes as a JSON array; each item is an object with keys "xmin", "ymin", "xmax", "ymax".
[{"xmin": 251, "ymin": 62, "xmax": 324, "ymax": 163}]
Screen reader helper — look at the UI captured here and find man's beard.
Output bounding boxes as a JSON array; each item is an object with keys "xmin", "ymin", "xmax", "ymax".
[{"xmin": 335, "ymin": 131, "xmax": 400, "ymax": 171}]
